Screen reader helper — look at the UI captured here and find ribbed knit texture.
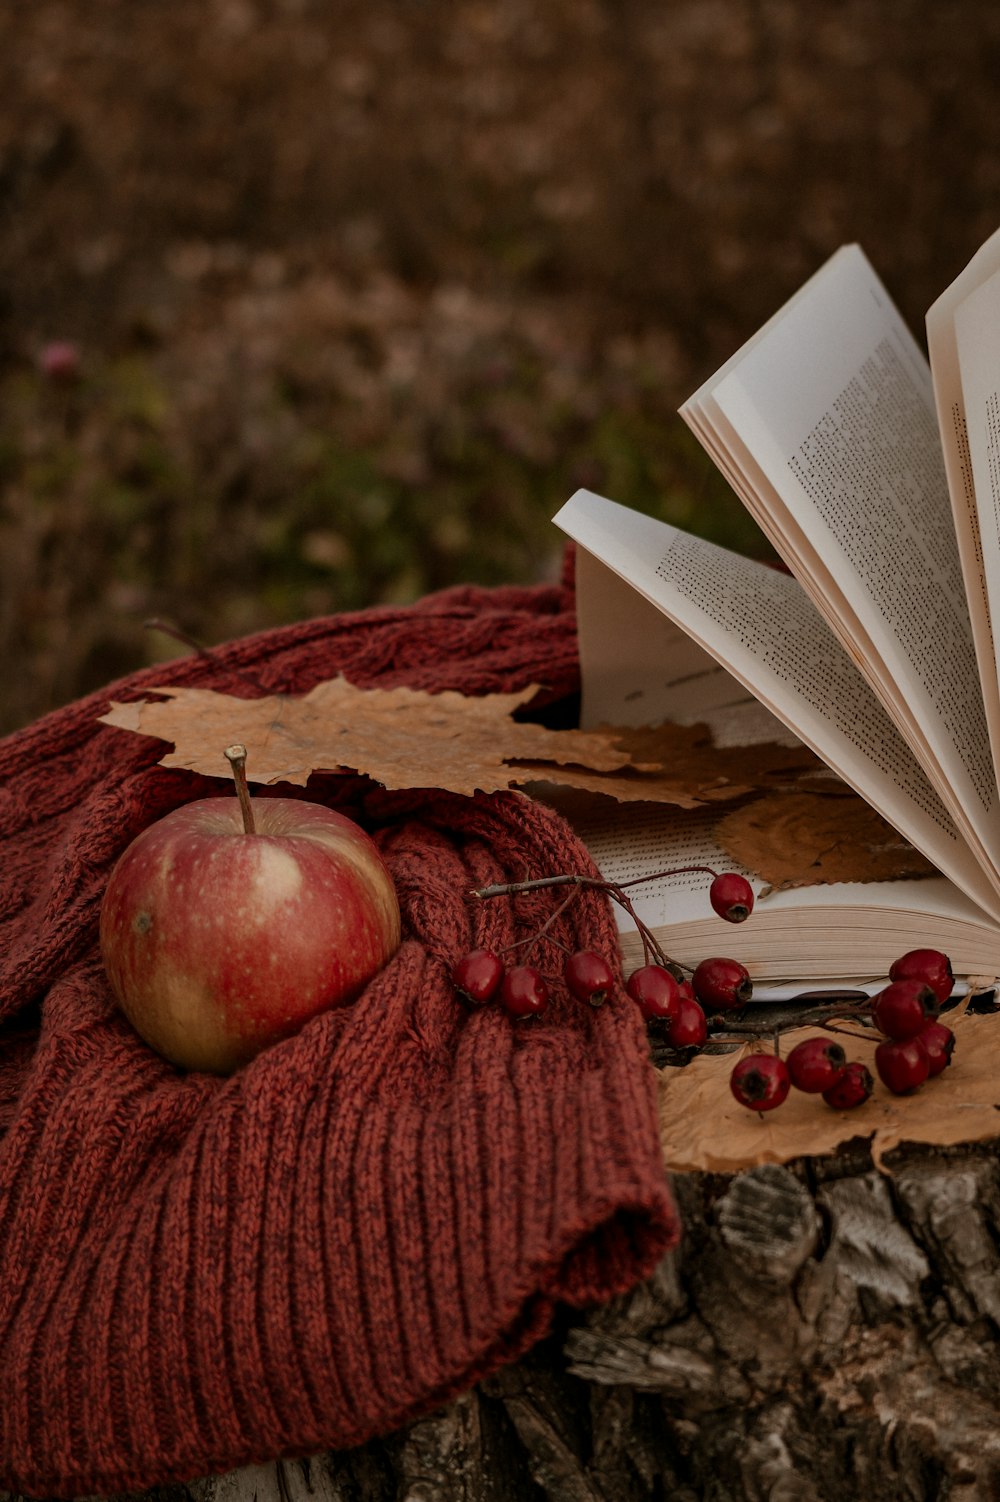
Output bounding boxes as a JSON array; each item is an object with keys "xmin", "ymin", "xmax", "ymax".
[{"xmin": 0, "ymin": 573, "xmax": 677, "ymax": 1497}]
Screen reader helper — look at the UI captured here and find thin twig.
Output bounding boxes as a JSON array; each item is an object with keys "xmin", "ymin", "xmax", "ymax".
[
  {"xmin": 144, "ymin": 617, "xmax": 215, "ymax": 658},
  {"xmin": 472, "ymin": 873, "xmax": 609, "ymax": 899},
  {"xmin": 499, "ymin": 889, "xmax": 579, "ymax": 961},
  {"xmin": 471, "ymin": 864, "xmax": 722, "ymax": 901},
  {"xmin": 605, "ymin": 887, "xmax": 677, "ymax": 971},
  {"xmin": 144, "ymin": 617, "xmax": 267, "ymax": 693},
  {"xmin": 472, "ymin": 869, "xmax": 683, "ymax": 973},
  {"xmin": 706, "ymin": 999, "xmax": 874, "ymax": 1038}
]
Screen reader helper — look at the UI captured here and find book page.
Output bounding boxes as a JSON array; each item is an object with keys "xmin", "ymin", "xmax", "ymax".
[
  {"xmin": 554, "ymin": 490, "xmax": 1000, "ymax": 922},
  {"xmin": 926, "ymin": 225, "xmax": 1000, "ymax": 757},
  {"xmin": 955, "ymin": 268, "xmax": 1000, "ymax": 748},
  {"xmin": 689, "ymin": 402, "xmax": 939, "ymax": 769},
  {"xmin": 538, "ymin": 790, "xmax": 1000, "ymax": 988},
  {"xmin": 574, "ymin": 547, "xmax": 799, "ymax": 746},
  {"xmin": 681, "ymin": 246, "xmax": 1000, "ymax": 879}
]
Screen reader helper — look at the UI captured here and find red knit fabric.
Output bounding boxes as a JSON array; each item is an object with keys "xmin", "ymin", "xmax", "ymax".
[{"xmin": 0, "ymin": 577, "xmax": 677, "ymax": 1497}]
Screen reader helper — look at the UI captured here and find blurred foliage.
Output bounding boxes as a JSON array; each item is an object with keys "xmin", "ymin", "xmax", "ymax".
[
  {"xmin": 4, "ymin": 0, "xmax": 997, "ymax": 733},
  {"xmin": 0, "ymin": 273, "xmax": 769, "ymax": 735}
]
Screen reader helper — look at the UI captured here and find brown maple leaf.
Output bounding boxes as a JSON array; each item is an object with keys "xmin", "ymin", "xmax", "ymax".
[
  {"xmin": 596, "ymin": 722, "xmax": 823, "ymax": 804},
  {"xmin": 99, "ymin": 679, "xmax": 658, "ymax": 798},
  {"xmin": 100, "ymin": 681, "xmax": 827, "ymax": 809}
]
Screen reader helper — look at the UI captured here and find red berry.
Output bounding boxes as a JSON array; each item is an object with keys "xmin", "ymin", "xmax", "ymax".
[
  {"xmin": 500, "ymin": 965, "xmax": 549, "ymax": 1018},
  {"xmin": 563, "ymin": 949, "xmax": 614, "ymax": 1006},
  {"xmin": 889, "ymin": 947, "xmax": 953, "ymax": 1005},
  {"xmin": 452, "ymin": 948, "xmax": 504, "ymax": 1005},
  {"xmin": 786, "ymin": 1036, "xmax": 847, "ymax": 1093},
  {"xmin": 872, "ymin": 978, "xmax": 939, "ymax": 1041},
  {"xmin": 918, "ymin": 1021, "xmax": 955, "ymax": 1077},
  {"xmin": 676, "ymin": 979, "xmax": 696, "ymax": 1003},
  {"xmin": 874, "ymin": 1036, "xmax": 930, "ymax": 1094},
  {"xmin": 692, "ymin": 956, "xmax": 752, "ymax": 1012},
  {"xmin": 822, "ymin": 1060, "xmax": 874, "ymax": 1109},
  {"xmin": 626, "ymin": 964, "xmax": 681, "ymax": 1022},
  {"xmin": 709, "ymin": 872, "xmax": 754, "ymax": 924},
  {"xmin": 665, "ymin": 995, "xmax": 707, "ymax": 1048},
  {"xmin": 730, "ymin": 1054, "xmax": 790, "ymax": 1112}
]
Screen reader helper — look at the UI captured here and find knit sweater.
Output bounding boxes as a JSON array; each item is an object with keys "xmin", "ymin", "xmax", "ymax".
[{"xmin": 0, "ymin": 575, "xmax": 677, "ymax": 1497}]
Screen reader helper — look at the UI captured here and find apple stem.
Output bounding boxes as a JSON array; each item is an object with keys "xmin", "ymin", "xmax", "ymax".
[{"xmin": 224, "ymin": 744, "xmax": 257, "ymax": 835}]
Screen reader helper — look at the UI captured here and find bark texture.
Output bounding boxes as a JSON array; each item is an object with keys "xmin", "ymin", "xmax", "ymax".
[{"xmin": 7, "ymin": 1140, "xmax": 1000, "ymax": 1502}]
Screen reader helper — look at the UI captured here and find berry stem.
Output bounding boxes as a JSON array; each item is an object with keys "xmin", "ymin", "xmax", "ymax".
[
  {"xmin": 499, "ymin": 889, "xmax": 579, "ymax": 960},
  {"xmin": 818, "ymin": 1019, "xmax": 879, "ymax": 1041},
  {"xmin": 604, "ymin": 887, "xmax": 674, "ymax": 970},
  {"xmin": 614, "ymin": 864, "xmax": 722, "ymax": 891},
  {"xmin": 472, "ymin": 873, "xmax": 610, "ymax": 899},
  {"xmin": 472, "ymin": 870, "xmax": 679, "ymax": 972},
  {"xmin": 471, "ymin": 864, "xmax": 722, "ymax": 901},
  {"xmin": 224, "ymin": 743, "xmax": 257, "ymax": 835}
]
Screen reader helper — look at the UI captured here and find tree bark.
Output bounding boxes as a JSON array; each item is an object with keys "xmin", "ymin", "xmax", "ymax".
[{"xmin": 19, "ymin": 1135, "xmax": 982, "ymax": 1502}]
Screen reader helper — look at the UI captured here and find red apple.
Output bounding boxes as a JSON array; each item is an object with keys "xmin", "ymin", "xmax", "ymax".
[{"xmin": 99, "ymin": 774, "xmax": 401, "ymax": 1073}]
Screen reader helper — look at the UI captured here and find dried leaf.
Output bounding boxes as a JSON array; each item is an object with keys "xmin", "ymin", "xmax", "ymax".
[
  {"xmin": 523, "ymin": 721, "xmax": 826, "ymax": 808},
  {"xmin": 658, "ymin": 1008, "xmax": 1000, "ymax": 1175},
  {"xmin": 515, "ymin": 760, "xmax": 702, "ymax": 807},
  {"xmin": 99, "ymin": 680, "xmax": 650, "ymax": 797},
  {"xmin": 602, "ymin": 723, "xmax": 824, "ymax": 804},
  {"xmin": 541, "ymin": 723, "xmax": 822, "ymax": 807},
  {"xmin": 714, "ymin": 790, "xmax": 937, "ymax": 890},
  {"xmin": 98, "ymin": 684, "xmax": 878, "ymax": 822}
]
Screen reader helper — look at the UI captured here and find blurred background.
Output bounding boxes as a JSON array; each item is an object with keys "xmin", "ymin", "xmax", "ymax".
[{"xmin": 2, "ymin": 0, "xmax": 1000, "ymax": 734}]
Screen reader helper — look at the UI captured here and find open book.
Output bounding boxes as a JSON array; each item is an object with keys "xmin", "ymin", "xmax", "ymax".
[{"xmin": 552, "ymin": 227, "xmax": 1000, "ymax": 992}]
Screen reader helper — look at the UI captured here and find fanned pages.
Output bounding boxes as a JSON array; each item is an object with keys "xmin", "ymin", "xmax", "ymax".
[
  {"xmin": 554, "ymin": 492, "xmax": 1000, "ymax": 923},
  {"xmin": 927, "ymin": 226, "xmax": 1000, "ymax": 795},
  {"xmin": 549, "ymin": 225, "xmax": 1000, "ymax": 988},
  {"xmin": 951, "ymin": 267, "xmax": 1000, "ymax": 801},
  {"xmin": 680, "ymin": 247, "xmax": 1000, "ymax": 898}
]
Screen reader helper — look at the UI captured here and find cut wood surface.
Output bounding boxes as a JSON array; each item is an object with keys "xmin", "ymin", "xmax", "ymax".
[{"xmin": 12, "ymin": 1134, "xmax": 997, "ymax": 1502}]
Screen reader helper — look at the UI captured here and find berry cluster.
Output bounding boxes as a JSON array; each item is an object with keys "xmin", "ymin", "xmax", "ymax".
[
  {"xmin": 453, "ymin": 944, "xmax": 617, "ymax": 1018},
  {"xmin": 458, "ymin": 863, "xmax": 959, "ymax": 1118},
  {"xmin": 729, "ymin": 947, "xmax": 956, "ymax": 1114},
  {"xmin": 455, "ymin": 866, "xmax": 754, "ymax": 1034}
]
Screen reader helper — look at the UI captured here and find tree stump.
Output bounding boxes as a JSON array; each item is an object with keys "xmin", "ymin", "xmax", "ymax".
[{"xmin": 43, "ymin": 1134, "xmax": 997, "ymax": 1502}]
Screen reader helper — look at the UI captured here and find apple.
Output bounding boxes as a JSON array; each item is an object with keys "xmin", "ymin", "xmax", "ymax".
[{"xmin": 99, "ymin": 747, "xmax": 401, "ymax": 1073}]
